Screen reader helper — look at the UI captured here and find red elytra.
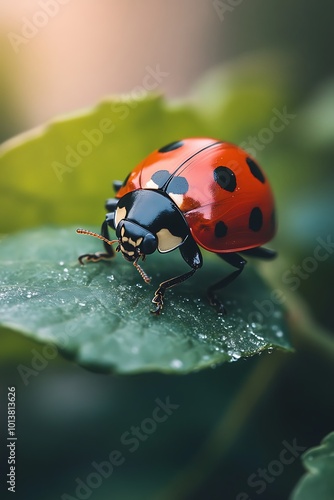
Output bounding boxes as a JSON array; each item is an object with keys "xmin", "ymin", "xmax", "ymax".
[{"xmin": 116, "ymin": 137, "xmax": 276, "ymax": 253}]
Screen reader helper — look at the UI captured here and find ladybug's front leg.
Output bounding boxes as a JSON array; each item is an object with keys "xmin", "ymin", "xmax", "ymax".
[
  {"xmin": 151, "ymin": 269, "xmax": 197, "ymax": 314},
  {"xmin": 151, "ymin": 236, "xmax": 202, "ymax": 314},
  {"xmin": 78, "ymin": 215, "xmax": 115, "ymax": 264}
]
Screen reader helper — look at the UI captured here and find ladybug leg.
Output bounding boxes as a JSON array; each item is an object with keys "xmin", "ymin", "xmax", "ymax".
[
  {"xmin": 151, "ymin": 269, "xmax": 197, "ymax": 314},
  {"xmin": 78, "ymin": 216, "xmax": 116, "ymax": 264},
  {"xmin": 151, "ymin": 236, "xmax": 203, "ymax": 314},
  {"xmin": 241, "ymin": 247, "xmax": 277, "ymax": 260},
  {"xmin": 105, "ymin": 197, "xmax": 118, "ymax": 212},
  {"xmin": 207, "ymin": 253, "xmax": 247, "ymax": 314},
  {"xmin": 112, "ymin": 180, "xmax": 123, "ymax": 193}
]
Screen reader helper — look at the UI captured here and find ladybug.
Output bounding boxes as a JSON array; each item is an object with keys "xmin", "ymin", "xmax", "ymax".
[{"xmin": 77, "ymin": 138, "xmax": 277, "ymax": 314}]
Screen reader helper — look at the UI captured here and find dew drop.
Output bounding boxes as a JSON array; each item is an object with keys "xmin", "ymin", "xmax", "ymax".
[{"xmin": 170, "ymin": 359, "xmax": 183, "ymax": 369}]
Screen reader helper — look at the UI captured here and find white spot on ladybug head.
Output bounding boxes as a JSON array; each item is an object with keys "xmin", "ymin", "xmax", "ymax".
[
  {"xmin": 168, "ymin": 193, "xmax": 184, "ymax": 208},
  {"xmin": 145, "ymin": 179, "xmax": 160, "ymax": 190},
  {"xmin": 114, "ymin": 206, "xmax": 127, "ymax": 228},
  {"xmin": 156, "ymin": 228, "xmax": 184, "ymax": 253}
]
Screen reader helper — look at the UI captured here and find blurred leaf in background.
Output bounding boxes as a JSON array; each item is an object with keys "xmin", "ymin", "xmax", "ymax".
[{"xmin": 290, "ymin": 432, "xmax": 334, "ymax": 500}]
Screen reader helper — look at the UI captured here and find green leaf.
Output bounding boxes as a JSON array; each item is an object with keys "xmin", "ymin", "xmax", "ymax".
[
  {"xmin": 0, "ymin": 227, "xmax": 291, "ymax": 374},
  {"xmin": 290, "ymin": 432, "xmax": 334, "ymax": 500},
  {"xmin": 0, "ymin": 95, "xmax": 206, "ymax": 234}
]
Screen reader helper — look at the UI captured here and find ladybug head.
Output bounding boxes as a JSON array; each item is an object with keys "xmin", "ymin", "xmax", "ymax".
[
  {"xmin": 76, "ymin": 224, "xmax": 154, "ymax": 284},
  {"xmin": 115, "ymin": 220, "xmax": 157, "ymax": 262}
]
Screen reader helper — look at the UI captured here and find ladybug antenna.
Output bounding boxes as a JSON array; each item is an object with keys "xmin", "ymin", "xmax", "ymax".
[
  {"xmin": 76, "ymin": 228, "xmax": 119, "ymax": 247},
  {"xmin": 133, "ymin": 257, "xmax": 151, "ymax": 284}
]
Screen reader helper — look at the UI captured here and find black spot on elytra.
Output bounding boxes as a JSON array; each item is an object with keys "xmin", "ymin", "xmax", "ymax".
[
  {"xmin": 158, "ymin": 140, "xmax": 184, "ymax": 153},
  {"xmin": 167, "ymin": 176, "xmax": 189, "ymax": 195},
  {"xmin": 151, "ymin": 170, "xmax": 171, "ymax": 188},
  {"xmin": 249, "ymin": 207, "xmax": 263, "ymax": 232},
  {"xmin": 246, "ymin": 157, "xmax": 265, "ymax": 183},
  {"xmin": 215, "ymin": 221, "xmax": 228, "ymax": 238},
  {"xmin": 213, "ymin": 166, "xmax": 237, "ymax": 192},
  {"xmin": 151, "ymin": 170, "xmax": 189, "ymax": 194}
]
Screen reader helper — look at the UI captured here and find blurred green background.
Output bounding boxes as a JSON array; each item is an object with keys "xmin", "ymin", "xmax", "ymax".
[{"xmin": 1, "ymin": 1, "xmax": 334, "ymax": 499}]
